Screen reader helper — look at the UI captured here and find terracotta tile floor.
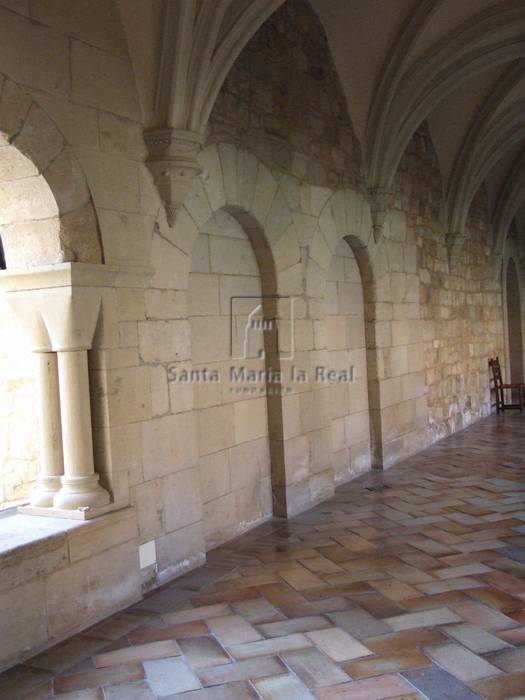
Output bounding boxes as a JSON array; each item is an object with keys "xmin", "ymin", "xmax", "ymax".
[{"xmin": 3, "ymin": 413, "xmax": 525, "ymax": 700}]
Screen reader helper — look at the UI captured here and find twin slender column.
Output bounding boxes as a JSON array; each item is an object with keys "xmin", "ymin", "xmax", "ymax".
[
  {"xmin": 30, "ymin": 352, "xmax": 64, "ymax": 507},
  {"xmin": 53, "ymin": 349, "xmax": 110, "ymax": 510},
  {"xmin": 2, "ymin": 268, "xmax": 112, "ymax": 513}
]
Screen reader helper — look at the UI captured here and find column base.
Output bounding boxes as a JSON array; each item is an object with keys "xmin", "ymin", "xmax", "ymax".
[
  {"xmin": 53, "ymin": 474, "xmax": 111, "ymax": 510},
  {"xmin": 29, "ymin": 475, "xmax": 62, "ymax": 508}
]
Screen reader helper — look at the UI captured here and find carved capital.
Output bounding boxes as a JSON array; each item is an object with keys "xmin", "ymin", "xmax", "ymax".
[
  {"xmin": 1, "ymin": 268, "xmax": 102, "ymax": 352},
  {"xmin": 369, "ymin": 188, "xmax": 392, "ymax": 242},
  {"xmin": 144, "ymin": 128, "xmax": 204, "ymax": 225}
]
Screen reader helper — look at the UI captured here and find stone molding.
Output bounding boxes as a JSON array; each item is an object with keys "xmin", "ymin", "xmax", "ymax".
[
  {"xmin": 144, "ymin": 128, "xmax": 204, "ymax": 226},
  {"xmin": 1, "ymin": 265, "xmax": 103, "ymax": 352}
]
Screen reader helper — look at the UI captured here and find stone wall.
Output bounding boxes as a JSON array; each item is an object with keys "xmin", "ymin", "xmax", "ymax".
[
  {"xmin": 0, "ymin": 301, "xmax": 38, "ymax": 508},
  {"xmin": 326, "ymin": 240, "xmax": 371, "ymax": 483},
  {"xmin": 393, "ymin": 124, "xmax": 505, "ymax": 445},
  {"xmin": 189, "ymin": 211, "xmax": 272, "ymax": 548},
  {"xmin": 0, "ymin": 507, "xmax": 140, "ymax": 672},
  {"xmin": 505, "ymin": 258, "xmax": 524, "ymax": 384},
  {"xmin": 208, "ymin": 0, "xmax": 362, "ymax": 190}
]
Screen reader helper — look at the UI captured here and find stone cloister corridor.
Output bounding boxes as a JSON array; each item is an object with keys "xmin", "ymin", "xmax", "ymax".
[
  {"xmin": 3, "ymin": 0, "xmax": 525, "ymax": 695},
  {"xmin": 2, "ymin": 413, "xmax": 525, "ymax": 699}
]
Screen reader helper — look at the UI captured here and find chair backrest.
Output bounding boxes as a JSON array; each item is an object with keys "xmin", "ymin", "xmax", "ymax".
[
  {"xmin": 489, "ymin": 357, "xmax": 503, "ymax": 389},
  {"xmin": 489, "ymin": 356, "xmax": 507, "ymax": 412}
]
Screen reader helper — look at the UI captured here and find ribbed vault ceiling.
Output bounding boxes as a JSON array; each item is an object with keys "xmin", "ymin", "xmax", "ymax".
[{"xmin": 119, "ymin": 0, "xmax": 525, "ymax": 253}]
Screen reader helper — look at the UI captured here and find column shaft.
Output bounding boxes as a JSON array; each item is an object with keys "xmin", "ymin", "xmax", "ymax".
[
  {"xmin": 53, "ymin": 349, "xmax": 110, "ymax": 510},
  {"xmin": 30, "ymin": 352, "xmax": 64, "ymax": 507}
]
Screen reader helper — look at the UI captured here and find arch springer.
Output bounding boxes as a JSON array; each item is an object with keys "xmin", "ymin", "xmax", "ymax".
[{"xmin": 144, "ymin": 127, "xmax": 204, "ymax": 226}]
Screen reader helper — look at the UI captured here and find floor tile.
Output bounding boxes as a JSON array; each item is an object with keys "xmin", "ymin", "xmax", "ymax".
[
  {"xmin": 342, "ymin": 648, "xmax": 430, "ymax": 679},
  {"xmin": 415, "ymin": 577, "xmax": 484, "ymax": 595},
  {"xmin": 400, "ymin": 591, "xmax": 470, "ymax": 611},
  {"xmin": 279, "ymin": 567, "xmax": 327, "ymax": 591},
  {"xmin": 84, "ymin": 614, "xmax": 151, "ymax": 641},
  {"xmin": 52, "ymin": 690, "xmax": 103, "ymax": 700},
  {"xmin": 403, "ymin": 665, "xmax": 486, "ymax": 699},
  {"xmin": 253, "ymin": 674, "xmax": 317, "ymax": 698},
  {"xmin": 95, "ymin": 640, "xmax": 181, "ymax": 668},
  {"xmin": 383, "ymin": 607, "xmax": 461, "ymax": 631},
  {"xmin": 473, "ymin": 671, "xmax": 525, "ymax": 700},
  {"xmin": 347, "ymin": 594, "xmax": 405, "ymax": 619},
  {"xmin": 466, "ymin": 586, "xmax": 525, "ymax": 612},
  {"xmin": 143, "ymin": 657, "xmax": 201, "ymax": 696},
  {"xmin": 228, "ymin": 633, "xmax": 312, "ymax": 659},
  {"xmin": 305, "ymin": 628, "xmax": 372, "ymax": 662},
  {"xmin": 177, "ymin": 636, "xmax": 230, "ymax": 668},
  {"xmin": 488, "ymin": 646, "xmax": 525, "ymax": 673},
  {"xmin": 480, "ymin": 570, "xmax": 525, "ymax": 595},
  {"xmin": 363, "ymin": 628, "xmax": 446, "ymax": 654},
  {"xmin": 442, "ymin": 623, "xmax": 511, "ymax": 653},
  {"xmin": 162, "ymin": 604, "xmax": 231, "ymax": 625},
  {"xmin": 326, "ymin": 610, "xmax": 390, "ymax": 640},
  {"xmin": 315, "ymin": 674, "xmax": 415, "ymax": 699},
  {"xmin": 453, "ymin": 540, "xmax": 507, "ymax": 553},
  {"xmin": 369, "ymin": 579, "xmax": 420, "ymax": 602},
  {"xmin": 231, "ymin": 598, "xmax": 284, "ymax": 624},
  {"xmin": 129, "ymin": 621, "xmax": 209, "ymax": 644},
  {"xmin": 300, "ymin": 557, "xmax": 345, "ymax": 575},
  {"xmin": 281, "ymin": 647, "xmax": 350, "ymax": 687},
  {"xmin": 257, "ymin": 616, "xmax": 331, "ymax": 637},
  {"xmin": 450, "ymin": 601, "xmax": 520, "ymax": 631},
  {"xmin": 0, "ymin": 666, "xmax": 52, "ymax": 700},
  {"xmin": 25, "ymin": 637, "xmax": 107, "ymax": 674},
  {"xmin": 206, "ymin": 614, "xmax": 262, "ymax": 645},
  {"xmin": 424, "ymin": 642, "xmax": 502, "ymax": 683},
  {"xmin": 54, "ymin": 664, "xmax": 145, "ymax": 694},
  {"xmin": 498, "ymin": 545, "xmax": 525, "ymax": 565},
  {"xmin": 197, "ymin": 656, "xmax": 286, "ymax": 687},
  {"xmin": 497, "ymin": 626, "xmax": 525, "ymax": 645},
  {"xmin": 103, "ymin": 681, "xmax": 155, "ymax": 699},
  {"xmin": 281, "ymin": 598, "xmax": 353, "ymax": 618},
  {"xmin": 170, "ymin": 681, "xmax": 258, "ymax": 699}
]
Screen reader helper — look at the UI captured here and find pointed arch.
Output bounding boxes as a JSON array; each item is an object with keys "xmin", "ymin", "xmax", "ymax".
[
  {"xmin": 367, "ymin": 1, "xmax": 525, "ymax": 192},
  {"xmin": 152, "ymin": 143, "xmax": 301, "ymax": 517},
  {"xmin": 448, "ymin": 61, "xmax": 525, "ymax": 239},
  {"xmin": 494, "ymin": 147, "xmax": 525, "ymax": 258}
]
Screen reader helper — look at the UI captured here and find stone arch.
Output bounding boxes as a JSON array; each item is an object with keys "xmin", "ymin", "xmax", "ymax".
[
  {"xmin": 0, "ymin": 75, "xmax": 103, "ymax": 267},
  {"xmin": 502, "ymin": 233, "xmax": 525, "ymax": 390},
  {"xmin": 151, "ymin": 143, "xmax": 301, "ymax": 519},
  {"xmin": 342, "ymin": 234, "xmax": 384, "ymax": 470},
  {"xmin": 151, "ymin": 144, "xmax": 302, "ymax": 293},
  {"xmin": 505, "ymin": 257, "xmax": 523, "ymax": 384},
  {"xmin": 0, "ymin": 77, "xmax": 104, "ymax": 509},
  {"xmin": 494, "ymin": 147, "xmax": 525, "ymax": 261},
  {"xmin": 447, "ymin": 62, "xmax": 525, "ymax": 240},
  {"xmin": 308, "ymin": 189, "xmax": 384, "ymax": 472}
]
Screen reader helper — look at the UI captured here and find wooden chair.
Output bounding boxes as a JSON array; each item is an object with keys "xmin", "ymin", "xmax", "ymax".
[{"xmin": 489, "ymin": 357, "xmax": 523, "ymax": 413}]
